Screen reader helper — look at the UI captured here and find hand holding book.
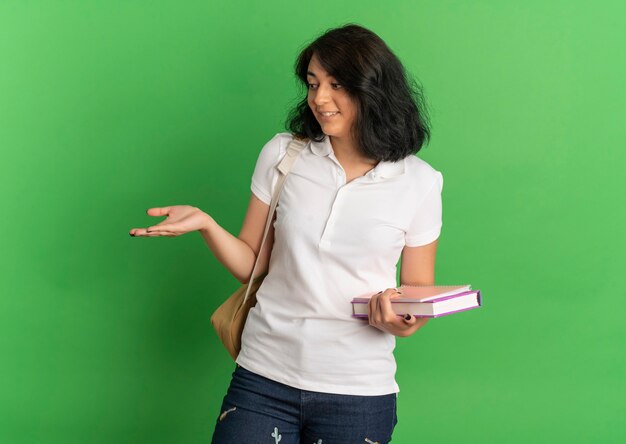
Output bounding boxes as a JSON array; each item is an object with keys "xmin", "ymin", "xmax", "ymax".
[
  {"xmin": 365, "ymin": 287, "xmax": 429, "ymax": 337},
  {"xmin": 353, "ymin": 285, "xmax": 482, "ymax": 320}
]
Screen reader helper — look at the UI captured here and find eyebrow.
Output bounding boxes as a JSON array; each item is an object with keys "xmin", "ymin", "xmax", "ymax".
[{"xmin": 306, "ymin": 71, "xmax": 336, "ymax": 81}]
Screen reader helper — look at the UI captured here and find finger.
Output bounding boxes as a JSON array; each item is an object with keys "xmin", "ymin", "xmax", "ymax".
[
  {"xmin": 129, "ymin": 228, "xmax": 152, "ymax": 236},
  {"xmin": 374, "ymin": 289, "xmax": 393, "ymax": 324},
  {"xmin": 377, "ymin": 288, "xmax": 398, "ymax": 311},
  {"xmin": 376, "ymin": 291, "xmax": 385, "ymax": 316},
  {"xmin": 402, "ymin": 313, "xmax": 419, "ymax": 326},
  {"xmin": 145, "ymin": 229, "xmax": 177, "ymax": 237},
  {"xmin": 131, "ymin": 228, "xmax": 175, "ymax": 237},
  {"xmin": 369, "ymin": 293, "xmax": 380, "ymax": 325},
  {"xmin": 378, "ymin": 291, "xmax": 398, "ymax": 324},
  {"xmin": 147, "ymin": 207, "xmax": 171, "ymax": 217},
  {"xmin": 390, "ymin": 288, "xmax": 404, "ymax": 299},
  {"xmin": 372, "ymin": 290, "xmax": 387, "ymax": 325},
  {"xmin": 146, "ymin": 224, "xmax": 175, "ymax": 233}
]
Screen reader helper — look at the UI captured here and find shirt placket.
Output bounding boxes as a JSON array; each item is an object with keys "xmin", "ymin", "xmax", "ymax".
[{"xmin": 319, "ymin": 158, "xmax": 375, "ymax": 250}]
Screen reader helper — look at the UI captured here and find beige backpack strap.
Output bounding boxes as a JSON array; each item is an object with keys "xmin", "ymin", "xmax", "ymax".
[{"xmin": 243, "ymin": 137, "xmax": 308, "ymax": 302}]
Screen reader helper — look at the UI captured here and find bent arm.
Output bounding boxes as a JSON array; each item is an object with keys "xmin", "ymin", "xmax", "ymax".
[
  {"xmin": 199, "ymin": 193, "xmax": 274, "ymax": 284},
  {"xmin": 398, "ymin": 238, "xmax": 439, "ymax": 329},
  {"xmin": 399, "ymin": 238, "xmax": 438, "ymax": 287}
]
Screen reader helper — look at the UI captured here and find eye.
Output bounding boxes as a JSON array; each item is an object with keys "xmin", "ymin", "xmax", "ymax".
[
  {"xmin": 307, "ymin": 83, "xmax": 318, "ymax": 90},
  {"xmin": 331, "ymin": 83, "xmax": 343, "ymax": 89}
]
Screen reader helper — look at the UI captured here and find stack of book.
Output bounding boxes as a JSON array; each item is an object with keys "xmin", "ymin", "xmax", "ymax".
[{"xmin": 351, "ymin": 285, "xmax": 482, "ymax": 319}]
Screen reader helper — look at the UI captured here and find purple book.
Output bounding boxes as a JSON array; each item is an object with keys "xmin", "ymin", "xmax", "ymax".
[{"xmin": 351, "ymin": 285, "xmax": 482, "ymax": 319}]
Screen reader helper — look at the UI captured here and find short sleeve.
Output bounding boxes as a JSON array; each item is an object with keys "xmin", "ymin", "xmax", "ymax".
[
  {"xmin": 404, "ymin": 171, "xmax": 443, "ymax": 247},
  {"xmin": 250, "ymin": 134, "xmax": 285, "ymax": 205}
]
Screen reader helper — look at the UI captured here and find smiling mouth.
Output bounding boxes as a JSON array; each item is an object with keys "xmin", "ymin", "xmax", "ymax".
[{"xmin": 319, "ymin": 111, "xmax": 339, "ymax": 117}]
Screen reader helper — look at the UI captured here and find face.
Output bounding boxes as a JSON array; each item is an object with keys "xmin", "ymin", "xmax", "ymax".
[{"xmin": 306, "ymin": 53, "xmax": 357, "ymax": 142}]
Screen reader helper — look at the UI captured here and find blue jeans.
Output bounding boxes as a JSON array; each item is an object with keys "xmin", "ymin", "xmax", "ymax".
[{"xmin": 211, "ymin": 364, "xmax": 398, "ymax": 443}]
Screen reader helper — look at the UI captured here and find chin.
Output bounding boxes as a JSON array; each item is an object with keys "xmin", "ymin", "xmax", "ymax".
[
  {"xmin": 324, "ymin": 130, "xmax": 346, "ymax": 139},
  {"xmin": 319, "ymin": 124, "xmax": 342, "ymax": 136}
]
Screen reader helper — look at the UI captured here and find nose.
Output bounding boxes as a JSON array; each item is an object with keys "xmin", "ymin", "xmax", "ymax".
[{"xmin": 312, "ymin": 83, "xmax": 332, "ymax": 106}]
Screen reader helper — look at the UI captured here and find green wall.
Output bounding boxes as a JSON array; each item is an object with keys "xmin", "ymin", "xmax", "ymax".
[{"xmin": 1, "ymin": 1, "xmax": 624, "ymax": 443}]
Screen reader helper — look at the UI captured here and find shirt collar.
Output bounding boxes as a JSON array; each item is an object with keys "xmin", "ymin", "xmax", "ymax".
[
  {"xmin": 309, "ymin": 134, "xmax": 405, "ymax": 180},
  {"xmin": 309, "ymin": 135, "xmax": 333, "ymax": 157}
]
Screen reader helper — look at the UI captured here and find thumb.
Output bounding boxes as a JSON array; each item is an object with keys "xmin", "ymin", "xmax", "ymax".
[
  {"xmin": 402, "ymin": 313, "xmax": 419, "ymax": 326},
  {"xmin": 147, "ymin": 207, "xmax": 171, "ymax": 217}
]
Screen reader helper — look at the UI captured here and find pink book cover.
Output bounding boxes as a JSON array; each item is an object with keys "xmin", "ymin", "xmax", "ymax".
[
  {"xmin": 352, "ymin": 284, "xmax": 472, "ymax": 303},
  {"xmin": 351, "ymin": 285, "xmax": 482, "ymax": 318}
]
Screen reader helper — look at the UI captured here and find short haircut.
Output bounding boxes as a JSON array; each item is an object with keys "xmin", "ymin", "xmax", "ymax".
[{"xmin": 286, "ymin": 23, "xmax": 432, "ymax": 162}]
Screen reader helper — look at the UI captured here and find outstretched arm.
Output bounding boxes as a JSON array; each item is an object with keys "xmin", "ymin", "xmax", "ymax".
[
  {"xmin": 129, "ymin": 192, "xmax": 274, "ymax": 284},
  {"xmin": 199, "ymin": 193, "xmax": 275, "ymax": 284}
]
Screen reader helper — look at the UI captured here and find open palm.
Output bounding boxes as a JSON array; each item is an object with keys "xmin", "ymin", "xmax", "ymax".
[{"xmin": 129, "ymin": 205, "xmax": 210, "ymax": 237}]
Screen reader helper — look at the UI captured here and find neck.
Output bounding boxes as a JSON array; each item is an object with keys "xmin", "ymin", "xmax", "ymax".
[{"xmin": 329, "ymin": 135, "xmax": 377, "ymax": 167}]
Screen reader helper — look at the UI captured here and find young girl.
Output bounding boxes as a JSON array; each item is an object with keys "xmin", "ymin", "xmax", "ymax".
[{"xmin": 130, "ymin": 23, "xmax": 442, "ymax": 443}]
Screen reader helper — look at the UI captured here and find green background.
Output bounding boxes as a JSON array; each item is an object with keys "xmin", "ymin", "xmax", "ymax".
[{"xmin": 1, "ymin": 1, "xmax": 624, "ymax": 443}]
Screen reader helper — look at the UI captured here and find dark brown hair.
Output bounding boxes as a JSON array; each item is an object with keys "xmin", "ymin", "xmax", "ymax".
[{"xmin": 285, "ymin": 23, "xmax": 432, "ymax": 162}]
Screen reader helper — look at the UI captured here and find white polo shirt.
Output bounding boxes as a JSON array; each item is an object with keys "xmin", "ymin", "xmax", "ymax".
[{"xmin": 236, "ymin": 132, "xmax": 443, "ymax": 396}]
